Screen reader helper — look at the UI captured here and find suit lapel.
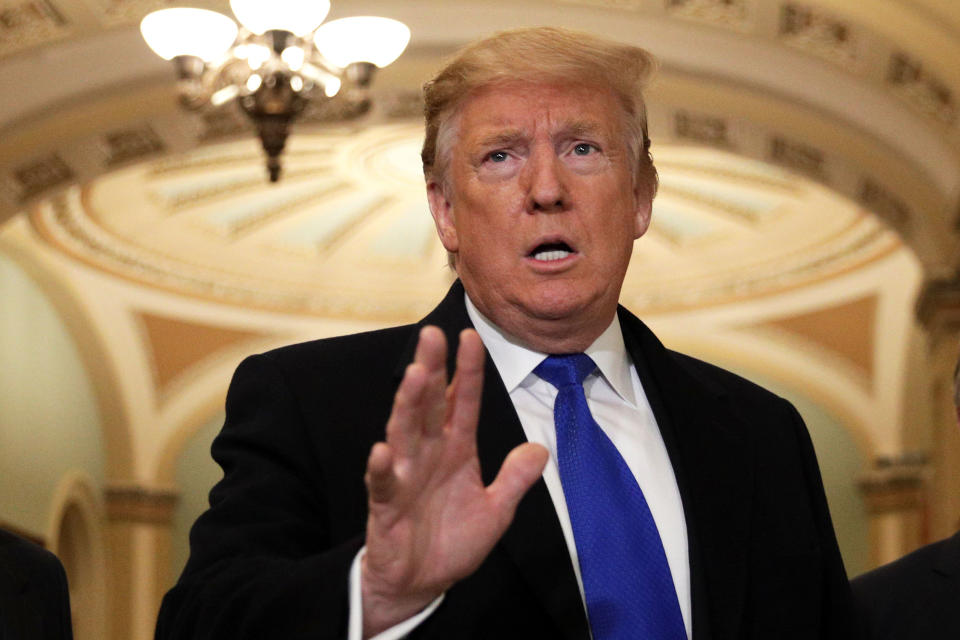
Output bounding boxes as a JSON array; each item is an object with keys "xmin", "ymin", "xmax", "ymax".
[
  {"xmin": 402, "ymin": 281, "xmax": 589, "ymax": 639},
  {"xmin": 619, "ymin": 308, "xmax": 753, "ymax": 640}
]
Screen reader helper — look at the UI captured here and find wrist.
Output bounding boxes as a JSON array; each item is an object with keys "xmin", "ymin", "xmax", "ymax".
[{"xmin": 360, "ymin": 556, "xmax": 440, "ymax": 639}]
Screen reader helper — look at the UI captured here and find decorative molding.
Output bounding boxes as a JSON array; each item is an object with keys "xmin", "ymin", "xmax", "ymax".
[
  {"xmin": 886, "ymin": 52, "xmax": 957, "ymax": 126},
  {"xmin": 13, "ymin": 153, "xmax": 74, "ymax": 201},
  {"xmin": 102, "ymin": 124, "xmax": 165, "ymax": 167},
  {"xmin": 666, "ymin": 0, "xmax": 753, "ymax": 31},
  {"xmin": 557, "ymin": 0, "xmax": 643, "ymax": 11},
  {"xmin": 858, "ymin": 454, "xmax": 928, "ymax": 514},
  {"xmin": 32, "ymin": 186, "xmax": 441, "ymax": 321},
  {"xmin": 25, "ymin": 120, "xmax": 903, "ymax": 319},
  {"xmin": 768, "ymin": 135, "xmax": 825, "ymax": 180},
  {"xmin": 103, "ymin": 485, "xmax": 178, "ymax": 525},
  {"xmin": 673, "ymin": 110, "xmax": 731, "ymax": 147},
  {"xmin": 0, "ymin": 0, "xmax": 70, "ymax": 57},
  {"xmin": 858, "ymin": 178, "xmax": 911, "ymax": 233},
  {"xmin": 778, "ymin": 3, "xmax": 859, "ymax": 67},
  {"xmin": 80, "ymin": 0, "xmax": 175, "ymax": 26}
]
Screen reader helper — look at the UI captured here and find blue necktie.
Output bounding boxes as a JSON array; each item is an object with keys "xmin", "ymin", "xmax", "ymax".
[{"xmin": 534, "ymin": 354, "xmax": 686, "ymax": 640}]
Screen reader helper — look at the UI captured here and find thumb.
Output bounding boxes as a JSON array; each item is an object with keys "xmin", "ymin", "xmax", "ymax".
[{"xmin": 487, "ymin": 443, "xmax": 549, "ymax": 527}]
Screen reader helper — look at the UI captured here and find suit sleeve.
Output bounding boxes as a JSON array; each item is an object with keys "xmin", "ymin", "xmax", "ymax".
[
  {"xmin": 46, "ymin": 551, "xmax": 74, "ymax": 640},
  {"xmin": 785, "ymin": 402, "xmax": 857, "ymax": 640},
  {"xmin": 156, "ymin": 353, "xmax": 364, "ymax": 640}
]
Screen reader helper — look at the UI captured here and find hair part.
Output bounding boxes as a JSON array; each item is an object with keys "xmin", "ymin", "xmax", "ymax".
[{"xmin": 421, "ymin": 27, "xmax": 660, "ymax": 197}]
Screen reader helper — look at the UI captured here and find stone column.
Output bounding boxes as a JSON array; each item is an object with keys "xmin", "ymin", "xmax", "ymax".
[
  {"xmin": 916, "ymin": 276, "xmax": 960, "ymax": 541},
  {"xmin": 104, "ymin": 485, "xmax": 178, "ymax": 640},
  {"xmin": 857, "ymin": 455, "xmax": 928, "ymax": 567}
]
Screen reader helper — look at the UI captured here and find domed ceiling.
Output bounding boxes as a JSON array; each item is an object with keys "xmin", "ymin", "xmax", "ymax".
[{"xmin": 28, "ymin": 119, "xmax": 898, "ymax": 319}]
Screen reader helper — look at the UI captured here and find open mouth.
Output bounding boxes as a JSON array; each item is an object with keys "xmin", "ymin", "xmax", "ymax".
[{"xmin": 529, "ymin": 241, "xmax": 575, "ymax": 262}]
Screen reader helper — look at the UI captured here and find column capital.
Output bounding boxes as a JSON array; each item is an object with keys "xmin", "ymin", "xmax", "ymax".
[
  {"xmin": 103, "ymin": 485, "xmax": 178, "ymax": 526},
  {"xmin": 916, "ymin": 275, "xmax": 960, "ymax": 337},
  {"xmin": 857, "ymin": 453, "xmax": 929, "ymax": 514}
]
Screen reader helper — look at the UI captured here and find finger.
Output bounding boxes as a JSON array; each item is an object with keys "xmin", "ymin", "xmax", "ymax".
[
  {"xmin": 385, "ymin": 362, "xmax": 428, "ymax": 458},
  {"xmin": 414, "ymin": 326, "xmax": 449, "ymax": 437},
  {"xmin": 487, "ymin": 443, "xmax": 549, "ymax": 528},
  {"xmin": 365, "ymin": 442, "xmax": 398, "ymax": 504},
  {"xmin": 413, "ymin": 325, "xmax": 447, "ymax": 374},
  {"xmin": 448, "ymin": 329, "xmax": 485, "ymax": 439}
]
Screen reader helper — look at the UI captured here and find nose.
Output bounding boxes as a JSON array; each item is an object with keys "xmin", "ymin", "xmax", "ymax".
[{"xmin": 523, "ymin": 146, "xmax": 567, "ymax": 213}]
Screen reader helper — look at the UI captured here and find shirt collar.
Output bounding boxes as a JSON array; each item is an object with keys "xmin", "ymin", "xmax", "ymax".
[{"xmin": 464, "ymin": 292, "xmax": 636, "ymax": 407}]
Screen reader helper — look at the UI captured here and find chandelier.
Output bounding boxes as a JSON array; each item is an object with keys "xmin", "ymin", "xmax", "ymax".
[{"xmin": 140, "ymin": 1, "xmax": 410, "ymax": 181}]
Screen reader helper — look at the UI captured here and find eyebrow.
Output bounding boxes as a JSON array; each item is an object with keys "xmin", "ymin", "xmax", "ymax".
[
  {"xmin": 475, "ymin": 121, "xmax": 607, "ymax": 149},
  {"xmin": 559, "ymin": 120, "xmax": 605, "ymax": 140},
  {"xmin": 476, "ymin": 129, "xmax": 527, "ymax": 149}
]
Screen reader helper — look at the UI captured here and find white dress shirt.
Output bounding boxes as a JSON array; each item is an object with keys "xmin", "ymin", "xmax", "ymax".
[{"xmin": 348, "ymin": 294, "xmax": 691, "ymax": 640}]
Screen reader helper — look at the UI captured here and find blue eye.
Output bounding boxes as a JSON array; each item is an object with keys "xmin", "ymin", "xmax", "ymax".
[
  {"xmin": 488, "ymin": 151, "xmax": 509, "ymax": 163},
  {"xmin": 573, "ymin": 143, "xmax": 594, "ymax": 156}
]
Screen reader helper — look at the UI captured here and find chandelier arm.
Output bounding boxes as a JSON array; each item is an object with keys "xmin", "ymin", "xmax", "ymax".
[{"xmin": 142, "ymin": 2, "xmax": 410, "ymax": 181}]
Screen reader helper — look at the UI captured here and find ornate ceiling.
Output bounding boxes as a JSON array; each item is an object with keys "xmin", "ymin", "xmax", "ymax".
[
  {"xmin": 0, "ymin": 0, "xmax": 957, "ymax": 479},
  {"xmin": 1, "ymin": 0, "xmax": 958, "ymax": 272},
  {"xmin": 26, "ymin": 125, "xmax": 898, "ymax": 319}
]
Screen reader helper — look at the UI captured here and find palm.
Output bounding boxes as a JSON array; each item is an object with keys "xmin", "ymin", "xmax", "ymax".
[{"xmin": 361, "ymin": 327, "xmax": 547, "ymax": 636}]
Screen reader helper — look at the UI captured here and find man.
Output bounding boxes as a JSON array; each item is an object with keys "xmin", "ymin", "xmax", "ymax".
[
  {"xmin": 0, "ymin": 528, "xmax": 73, "ymax": 640},
  {"xmin": 157, "ymin": 27, "xmax": 853, "ymax": 639},
  {"xmin": 851, "ymin": 354, "xmax": 960, "ymax": 639}
]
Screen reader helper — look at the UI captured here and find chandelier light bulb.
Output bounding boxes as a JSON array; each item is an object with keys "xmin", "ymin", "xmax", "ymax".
[
  {"xmin": 324, "ymin": 76, "xmax": 341, "ymax": 97},
  {"xmin": 140, "ymin": 1, "xmax": 411, "ymax": 182},
  {"xmin": 244, "ymin": 44, "xmax": 272, "ymax": 71},
  {"xmin": 229, "ymin": 0, "xmax": 331, "ymax": 36},
  {"xmin": 210, "ymin": 85, "xmax": 240, "ymax": 107},
  {"xmin": 280, "ymin": 46, "xmax": 306, "ymax": 71},
  {"xmin": 140, "ymin": 9, "xmax": 238, "ymax": 61},
  {"xmin": 314, "ymin": 17, "xmax": 410, "ymax": 68}
]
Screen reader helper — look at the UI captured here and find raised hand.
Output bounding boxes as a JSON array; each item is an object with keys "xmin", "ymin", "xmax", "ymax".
[{"xmin": 361, "ymin": 326, "xmax": 549, "ymax": 638}]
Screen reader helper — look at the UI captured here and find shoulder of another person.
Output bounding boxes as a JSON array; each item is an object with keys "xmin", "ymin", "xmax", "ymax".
[
  {"xmin": 855, "ymin": 533, "xmax": 960, "ymax": 592},
  {"xmin": 0, "ymin": 529, "xmax": 65, "ymax": 589}
]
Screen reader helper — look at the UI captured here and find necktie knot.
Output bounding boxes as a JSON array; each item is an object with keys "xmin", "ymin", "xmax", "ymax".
[{"xmin": 534, "ymin": 353, "xmax": 596, "ymax": 389}]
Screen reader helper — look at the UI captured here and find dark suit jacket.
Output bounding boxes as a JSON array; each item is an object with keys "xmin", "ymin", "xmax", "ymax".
[
  {"xmin": 0, "ymin": 529, "xmax": 73, "ymax": 640},
  {"xmin": 156, "ymin": 281, "xmax": 854, "ymax": 639},
  {"xmin": 851, "ymin": 530, "xmax": 960, "ymax": 639}
]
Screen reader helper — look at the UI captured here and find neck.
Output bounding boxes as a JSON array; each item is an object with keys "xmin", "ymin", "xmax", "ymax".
[{"xmin": 465, "ymin": 292, "xmax": 616, "ymax": 354}]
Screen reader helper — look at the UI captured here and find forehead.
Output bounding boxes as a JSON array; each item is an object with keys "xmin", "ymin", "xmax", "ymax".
[{"xmin": 453, "ymin": 81, "xmax": 625, "ymax": 142}]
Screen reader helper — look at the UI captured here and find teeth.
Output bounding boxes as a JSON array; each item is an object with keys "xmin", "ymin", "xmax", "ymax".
[{"xmin": 533, "ymin": 249, "xmax": 571, "ymax": 261}]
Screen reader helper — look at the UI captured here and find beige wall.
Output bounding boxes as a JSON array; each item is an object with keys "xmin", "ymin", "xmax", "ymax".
[
  {"xmin": 0, "ymin": 250, "xmax": 105, "ymax": 536},
  {"xmin": 170, "ymin": 411, "xmax": 224, "ymax": 583}
]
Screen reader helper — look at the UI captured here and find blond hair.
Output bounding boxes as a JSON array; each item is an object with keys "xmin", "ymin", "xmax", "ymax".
[{"xmin": 421, "ymin": 27, "xmax": 659, "ymax": 195}]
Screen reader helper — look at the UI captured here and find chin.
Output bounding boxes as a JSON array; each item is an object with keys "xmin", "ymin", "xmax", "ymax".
[{"xmin": 523, "ymin": 286, "xmax": 596, "ymax": 321}]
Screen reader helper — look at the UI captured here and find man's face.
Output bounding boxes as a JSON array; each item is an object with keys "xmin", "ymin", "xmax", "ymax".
[{"xmin": 428, "ymin": 81, "xmax": 652, "ymax": 350}]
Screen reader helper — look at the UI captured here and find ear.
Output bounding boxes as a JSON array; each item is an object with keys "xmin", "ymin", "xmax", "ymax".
[
  {"xmin": 427, "ymin": 180, "xmax": 459, "ymax": 252},
  {"xmin": 633, "ymin": 191, "xmax": 653, "ymax": 239}
]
